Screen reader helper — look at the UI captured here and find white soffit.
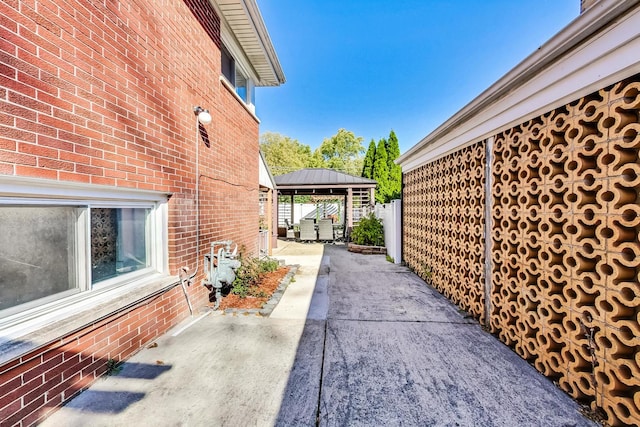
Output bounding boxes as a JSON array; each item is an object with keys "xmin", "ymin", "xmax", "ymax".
[
  {"xmin": 397, "ymin": 0, "xmax": 640, "ymax": 172},
  {"xmin": 215, "ymin": 0, "xmax": 285, "ymax": 86}
]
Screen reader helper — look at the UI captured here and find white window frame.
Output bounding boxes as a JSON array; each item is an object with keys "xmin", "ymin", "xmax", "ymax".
[
  {"xmin": 220, "ymin": 34, "xmax": 256, "ymax": 113},
  {"xmin": 86, "ymin": 202, "xmax": 158, "ymax": 289},
  {"xmin": 0, "ymin": 176, "xmax": 172, "ymax": 350}
]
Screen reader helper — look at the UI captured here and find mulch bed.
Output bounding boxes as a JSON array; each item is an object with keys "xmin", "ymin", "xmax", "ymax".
[{"xmin": 217, "ymin": 266, "xmax": 291, "ymax": 310}]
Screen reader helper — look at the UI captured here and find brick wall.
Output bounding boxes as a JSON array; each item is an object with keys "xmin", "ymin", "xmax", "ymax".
[
  {"xmin": 0, "ymin": 0, "xmax": 260, "ymax": 265},
  {"xmin": 402, "ymin": 74, "xmax": 640, "ymax": 426},
  {"xmin": 0, "ymin": 0, "xmax": 262, "ymax": 424},
  {"xmin": 0, "ymin": 287, "xmax": 186, "ymax": 425}
]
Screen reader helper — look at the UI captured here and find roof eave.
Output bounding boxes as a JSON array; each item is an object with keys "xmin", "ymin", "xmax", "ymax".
[
  {"xmin": 215, "ymin": 0, "xmax": 286, "ymax": 86},
  {"xmin": 277, "ymin": 183, "xmax": 377, "ymax": 190}
]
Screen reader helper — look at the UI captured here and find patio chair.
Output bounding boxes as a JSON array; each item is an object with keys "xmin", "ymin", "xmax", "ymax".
[
  {"xmin": 299, "ymin": 219, "xmax": 317, "ymax": 242},
  {"xmin": 284, "ymin": 219, "xmax": 296, "ymax": 240},
  {"xmin": 317, "ymin": 219, "xmax": 334, "ymax": 242}
]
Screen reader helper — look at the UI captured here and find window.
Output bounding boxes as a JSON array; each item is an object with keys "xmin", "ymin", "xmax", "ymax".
[
  {"xmin": 91, "ymin": 207, "xmax": 150, "ymax": 283},
  {"xmin": 0, "ymin": 182, "xmax": 167, "ymax": 320},
  {"xmin": 0, "ymin": 206, "xmax": 80, "ymax": 313},
  {"xmin": 235, "ymin": 71, "xmax": 247, "ymax": 102},
  {"xmin": 258, "ymin": 191, "xmax": 268, "ymax": 217},
  {"xmin": 221, "ymin": 47, "xmax": 235, "ymax": 86},
  {"xmin": 220, "ymin": 45, "xmax": 255, "ymax": 107}
]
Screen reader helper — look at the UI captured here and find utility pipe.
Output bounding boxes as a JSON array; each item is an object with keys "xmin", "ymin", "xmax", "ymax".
[{"xmin": 178, "ymin": 108, "xmax": 206, "ymax": 315}]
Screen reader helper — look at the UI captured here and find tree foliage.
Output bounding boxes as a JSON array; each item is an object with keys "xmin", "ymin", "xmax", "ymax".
[
  {"xmin": 260, "ymin": 132, "xmax": 314, "ymax": 175},
  {"xmin": 386, "ymin": 130, "xmax": 402, "ymax": 200},
  {"xmin": 317, "ymin": 129, "xmax": 364, "ymax": 175},
  {"xmin": 372, "ymin": 138, "xmax": 389, "ymax": 204},
  {"xmin": 260, "ymin": 129, "xmax": 367, "ymax": 176},
  {"xmin": 363, "ymin": 130, "xmax": 403, "ymax": 203},
  {"xmin": 362, "ymin": 139, "xmax": 376, "ymax": 179}
]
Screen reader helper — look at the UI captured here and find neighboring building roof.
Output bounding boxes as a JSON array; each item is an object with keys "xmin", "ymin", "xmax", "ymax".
[
  {"xmin": 216, "ymin": 0, "xmax": 285, "ymax": 86},
  {"xmin": 397, "ymin": 0, "xmax": 640, "ymax": 171},
  {"xmin": 259, "ymin": 150, "xmax": 276, "ymax": 189},
  {"xmin": 275, "ymin": 168, "xmax": 377, "ymax": 188}
]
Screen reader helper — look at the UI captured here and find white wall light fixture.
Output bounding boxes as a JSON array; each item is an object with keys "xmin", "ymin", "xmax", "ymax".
[{"xmin": 193, "ymin": 106, "xmax": 212, "ymax": 125}]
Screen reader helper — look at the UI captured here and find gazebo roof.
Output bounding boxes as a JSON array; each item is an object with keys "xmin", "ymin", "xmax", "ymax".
[
  {"xmin": 275, "ymin": 168, "xmax": 376, "ymax": 192},
  {"xmin": 275, "ymin": 168, "xmax": 377, "ymax": 228}
]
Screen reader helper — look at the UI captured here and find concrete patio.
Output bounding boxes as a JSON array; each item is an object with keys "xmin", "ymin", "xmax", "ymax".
[{"xmin": 40, "ymin": 241, "xmax": 596, "ymax": 426}]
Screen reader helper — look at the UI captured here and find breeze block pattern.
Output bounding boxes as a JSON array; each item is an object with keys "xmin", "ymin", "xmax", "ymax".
[
  {"xmin": 490, "ymin": 74, "xmax": 640, "ymax": 426},
  {"xmin": 403, "ymin": 142, "xmax": 486, "ymax": 322}
]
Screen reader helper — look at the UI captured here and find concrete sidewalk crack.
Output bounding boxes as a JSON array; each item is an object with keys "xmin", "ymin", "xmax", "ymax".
[{"xmin": 315, "ymin": 319, "xmax": 328, "ymax": 427}]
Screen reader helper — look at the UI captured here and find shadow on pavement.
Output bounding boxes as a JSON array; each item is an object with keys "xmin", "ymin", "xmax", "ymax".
[
  {"xmin": 62, "ymin": 390, "xmax": 146, "ymax": 414},
  {"xmin": 274, "ymin": 318, "xmax": 326, "ymax": 426},
  {"xmin": 113, "ymin": 361, "xmax": 172, "ymax": 380}
]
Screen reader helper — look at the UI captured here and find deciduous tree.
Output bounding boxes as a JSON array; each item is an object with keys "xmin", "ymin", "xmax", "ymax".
[
  {"xmin": 316, "ymin": 129, "xmax": 364, "ymax": 174},
  {"xmin": 260, "ymin": 132, "xmax": 314, "ymax": 175}
]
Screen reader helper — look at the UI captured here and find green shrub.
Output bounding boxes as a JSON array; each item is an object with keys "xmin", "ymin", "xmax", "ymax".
[
  {"xmin": 350, "ymin": 213, "xmax": 384, "ymax": 246},
  {"xmin": 259, "ymin": 258, "xmax": 280, "ymax": 273},
  {"xmin": 231, "ymin": 255, "xmax": 280, "ymax": 298}
]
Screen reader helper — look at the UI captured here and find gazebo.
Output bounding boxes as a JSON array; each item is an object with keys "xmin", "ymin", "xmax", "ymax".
[{"xmin": 274, "ymin": 168, "xmax": 377, "ymax": 237}]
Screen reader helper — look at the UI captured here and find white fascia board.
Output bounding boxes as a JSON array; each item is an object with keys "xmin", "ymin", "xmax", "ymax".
[
  {"xmin": 241, "ymin": 0, "xmax": 285, "ymax": 85},
  {"xmin": 259, "ymin": 151, "xmax": 275, "ymax": 189},
  {"xmin": 219, "ymin": 19, "xmax": 260, "ymax": 84},
  {"xmin": 398, "ymin": 1, "xmax": 640, "ymax": 172},
  {"xmin": 215, "ymin": 0, "xmax": 285, "ymax": 86}
]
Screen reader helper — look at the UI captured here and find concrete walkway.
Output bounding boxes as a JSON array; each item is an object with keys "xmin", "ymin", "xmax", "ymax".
[{"xmin": 41, "ymin": 241, "xmax": 596, "ymax": 427}]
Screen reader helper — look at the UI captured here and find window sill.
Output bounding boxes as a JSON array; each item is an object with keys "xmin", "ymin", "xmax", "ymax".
[
  {"xmin": 0, "ymin": 274, "xmax": 180, "ymax": 366},
  {"xmin": 219, "ymin": 76, "xmax": 260, "ymax": 124}
]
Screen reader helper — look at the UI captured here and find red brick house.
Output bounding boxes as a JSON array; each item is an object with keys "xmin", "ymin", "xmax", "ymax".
[{"xmin": 0, "ymin": 0, "xmax": 284, "ymax": 424}]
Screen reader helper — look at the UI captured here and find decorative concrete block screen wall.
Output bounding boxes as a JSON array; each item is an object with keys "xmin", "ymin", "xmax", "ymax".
[
  {"xmin": 403, "ymin": 142, "xmax": 486, "ymax": 323},
  {"xmin": 491, "ymin": 74, "xmax": 640, "ymax": 427},
  {"xmin": 402, "ymin": 74, "xmax": 639, "ymax": 426}
]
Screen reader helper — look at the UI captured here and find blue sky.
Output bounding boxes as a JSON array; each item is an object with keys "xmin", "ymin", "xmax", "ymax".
[{"xmin": 256, "ymin": 1, "xmax": 579, "ymax": 154}]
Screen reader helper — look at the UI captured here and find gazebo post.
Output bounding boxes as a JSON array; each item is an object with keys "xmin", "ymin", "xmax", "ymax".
[
  {"xmin": 290, "ymin": 194, "xmax": 294, "ymax": 225},
  {"xmin": 346, "ymin": 187, "xmax": 353, "ymax": 229},
  {"xmin": 272, "ymin": 190, "xmax": 278, "ymax": 248}
]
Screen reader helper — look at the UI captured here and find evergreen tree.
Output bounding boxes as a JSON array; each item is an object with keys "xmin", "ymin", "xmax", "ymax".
[
  {"xmin": 361, "ymin": 139, "xmax": 376, "ymax": 179},
  {"xmin": 385, "ymin": 130, "xmax": 402, "ymax": 200},
  {"xmin": 372, "ymin": 138, "xmax": 389, "ymax": 204}
]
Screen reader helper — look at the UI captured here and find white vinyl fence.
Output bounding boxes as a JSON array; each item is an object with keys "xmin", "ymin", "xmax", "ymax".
[{"xmin": 374, "ymin": 199, "xmax": 402, "ymax": 264}]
